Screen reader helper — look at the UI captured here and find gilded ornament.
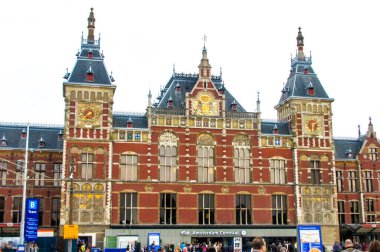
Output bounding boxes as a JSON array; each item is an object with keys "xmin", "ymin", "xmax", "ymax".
[{"xmin": 145, "ymin": 184, "xmax": 153, "ymax": 192}]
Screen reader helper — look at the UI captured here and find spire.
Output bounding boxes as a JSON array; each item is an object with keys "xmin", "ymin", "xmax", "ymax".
[
  {"xmin": 173, "ymin": 63, "xmax": 176, "ymax": 76},
  {"xmin": 148, "ymin": 89, "xmax": 152, "ymax": 107},
  {"xmin": 256, "ymin": 91, "xmax": 261, "ymax": 113},
  {"xmin": 367, "ymin": 116, "xmax": 376, "ymax": 137},
  {"xmin": 358, "ymin": 124, "xmax": 361, "ymax": 138},
  {"xmin": 220, "ymin": 67, "xmax": 223, "ymax": 80},
  {"xmin": 296, "ymin": 27, "xmax": 305, "ymax": 60},
  {"xmin": 87, "ymin": 8, "xmax": 96, "ymax": 43},
  {"xmin": 198, "ymin": 34, "xmax": 212, "ymax": 78}
]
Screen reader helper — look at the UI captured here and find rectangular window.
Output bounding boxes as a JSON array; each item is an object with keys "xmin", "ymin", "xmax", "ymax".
[
  {"xmin": 369, "ymin": 147, "xmax": 378, "ymax": 161},
  {"xmin": 270, "ymin": 159, "xmax": 286, "ymax": 184},
  {"xmin": 0, "ymin": 161, "xmax": 7, "ymax": 186},
  {"xmin": 16, "ymin": 160, "xmax": 24, "ymax": 186},
  {"xmin": 34, "ymin": 163, "xmax": 46, "ymax": 186},
  {"xmin": 348, "ymin": 171, "xmax": 358, "ymax": 192},
  {"xmin": 336, "ymin": 171, "xmax": 343, "ymax": 192},
  {"xmin": 198, "ymin": 194, "xmax": 214, "ymax": 225},
  {"xmin": 338, "ymin": 200, "xmax": 345, "ymax": 224},
  {"xmin": 363, "ymin": 171, "xmax": 373, "ymax": 192},
  {"xmin": 12, "ymin": 197, "xmax": 22, "ymax": 223},
  {"xmin": 234, "ymin": 148, "xmax": 251, "ymax": 184},
  {"xmin": 350, "ymin": 201, "xmax": 360, "ymax": 224},
  {"xmin": 51, "ymin": 197, "xmax": 61, "ymax": 226},
  {"xmin": 120, "ymin": 155, "xmax": 138, "ymax": 181},
  {"xmin": 272, "ymin": 195, "xmax": 287, "ymax": 225},
  {"xmin": 365, "ymin": 199, "xmax": 376, "ymax": 223},
  {"xmin": 81, "ymin": 153, "xmax": 93, "ymax": 179},
  {"xmin": 120, "ymin": 193, "xmax": 137, "ymax": 225},
  {"xmin": 0, "ymin": 196, "xmax": 4, "ymax": 223},
  {"xmin": 236, "ymin": 195, "xmax": 252, "ymax": 225},
  {"xmin": 53, "ymin": 164, "xmax": 62, "ymax": 187},
  {"xmin": 159, "ymin": 146, "xmax": 177, "ymax": 182},
  {"xmin": 309, "ymin": 160, "xmax": 321, "ymax": 184},
  {"xmin": 36, "ymin": 198, "xmax": 44, "ymax": 225},
  {"xmin": 197, "ymin": 147, "xmax": 214, "ymax": 183},
  {"xmin": 160, "ymin": 193, "xmax": 176, "ymax": 224}
]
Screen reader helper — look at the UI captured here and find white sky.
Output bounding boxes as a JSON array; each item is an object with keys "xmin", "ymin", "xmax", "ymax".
[{"xmin": 0, "ymin": 0, "xmax": 379, "ymax": 138}]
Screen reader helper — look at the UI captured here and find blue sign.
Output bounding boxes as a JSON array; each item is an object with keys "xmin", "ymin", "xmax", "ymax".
[
  {"xmin": 148, "ymin": 232, "xmax": 160, "ymax": 252},
  {"xmin": 297, "ymin": 225, "xmax": 323, "ymax": 252},
  {"xmin": 24, "ymin": 198, "xmax": 40, "ymax": 242}
]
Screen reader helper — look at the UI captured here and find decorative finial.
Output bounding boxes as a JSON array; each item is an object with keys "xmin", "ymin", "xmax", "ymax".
[
  {"xmin": 358, "ymin": 124, "xmax": 361, "ymax": 137},
  {"xmin": 256, "ymin": 91, "xmax": 261, "ymax": 113},
  {"xmin": 202, "ymin": 34, "xmax": 207, "ymax": 50},
  {"xmin": 369, "ymin": 116, "xmax": 372, "ymax": 125},
  {"xmin": 173, "ymin": 63, "xmax": 176, "ymax": 75},
  {"xmin": 220, "ymin": 67, "xmax": 223, "ymax": 80}
]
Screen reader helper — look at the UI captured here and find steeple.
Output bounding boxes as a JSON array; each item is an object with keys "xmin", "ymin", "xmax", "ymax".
[
  {"xmin": 198, "ymin": 35, "xmax": 212, "ymax": 78},
  {"xmin": 87, "ymin": 8, "xmax": 96, "ymax": 43},
  {"xmin": 296, "ymin": 27, "xmax": 305, "ymax": 60},
  {"xmin": 367, "ymin": 117, "xmax": 376, "ymax": 138}
]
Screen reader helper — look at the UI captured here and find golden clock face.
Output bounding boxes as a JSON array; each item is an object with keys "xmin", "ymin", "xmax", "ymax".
[
  {"xmin": 192, "ymin": 93, "xmax": 218, "ymax": 116},
  {"xmin": 304, "ymin": 116, "xmax": 322, "ymax": 135},
  {"xmin": 78, "ymin": 103, "xmax": 100, "ymax": 126}
]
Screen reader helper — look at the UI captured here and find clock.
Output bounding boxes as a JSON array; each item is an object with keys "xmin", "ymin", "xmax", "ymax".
[
  {"xmin": 78, "ymin": 103, "xmax": 100, "ymax": 126},
  {"xmin": 304, "ymin": 115, "xmax": 322, "ymax": 135}
]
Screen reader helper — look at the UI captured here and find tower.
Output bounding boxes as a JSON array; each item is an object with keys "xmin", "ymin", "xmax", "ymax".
[
  {"xmin": 61, "ymin": 8, "xmax": 115, "ymax": 246},
  {"xmin": 275, "ymin": 28, "xmax": 339, "ymax": 244}
]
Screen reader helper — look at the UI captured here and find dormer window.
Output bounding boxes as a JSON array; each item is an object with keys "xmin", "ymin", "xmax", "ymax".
[
  {"xmin": 303, "ymin": 66, "xmax": 309, "ymax": 74},
  {"xmin": 167, "ymin": 97, "xmax": 174, "ymax": 108},
  {"xmin": 58, "ymin": 130, "xmax": 64, "ymax": 141},
  {"xmin": 87, "ymin": 50, "xmax": 93, "ymax": 58},
  {"xmin": 175, "ymin": 83, "xmax": 181, "ymax": 94},
  {"xmin": 126, "ymin": 118, "xmax": 133, "ymax": 128},
  {"xmin": 86, "ymin": 63, "xmax": 95, "ymax": 82},
  {"xmin": 21, "ymin": 129, "xmax": 27, "ymax": 139},
  {"xmin": 0, "ymin": 135, "xmax": 8, "ymax": 147},
  {"xmin": 38, "ymin": 137, "xmax": 46, "ymax": 148},
  {"xmin": 306, "ymin": 81, "xmax": 314, "ymax": 96},
  {"xmin": 346, "ymin": 149, "xmax": 353, "ymax": 158},
  {"xmin": 203, "ymin": 81, "xmax": 207, "ymax": 89},
  {"xmin": 273, "ymin": 124, "xmax": 279, "ymax": 134},
  {"xmin": 218, "ymin": 82, "xmax": 226, "ymax": 95},
  {"xmin": 230, "ymin": 100, "xmax": 238, "ymax": 111}
]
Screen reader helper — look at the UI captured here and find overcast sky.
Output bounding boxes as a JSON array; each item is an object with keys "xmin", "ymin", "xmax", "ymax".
[{"xmin": 1, "ymin": 0, "xmax": 379, "ymax": 138}]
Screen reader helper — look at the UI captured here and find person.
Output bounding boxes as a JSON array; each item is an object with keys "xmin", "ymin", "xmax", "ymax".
[
  {"xmin": 341, "ymin": 239, "xmax": 359, "ymax": 252},
  {"xmin": 368, "ymin": 240, "xmax": 380, "ymax": 252},
  {"xmin": 251, "ymin": 237, "xmax": 266, "ymax": 252},
  {"xmin": 333, "ymin": 241, "xmax": 342, "ymax": 252}
]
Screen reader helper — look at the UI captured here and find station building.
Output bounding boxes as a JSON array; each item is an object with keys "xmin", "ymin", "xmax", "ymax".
[{"xmin": 0, "ymin": 8, "xmax": 379, "ymax": 250}]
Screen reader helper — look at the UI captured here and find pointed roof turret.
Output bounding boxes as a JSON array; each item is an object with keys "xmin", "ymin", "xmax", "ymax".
[
  {"xmin": 198, "ymin": 35, "xmax": 212, "ymax": 78},
  {"xmin": 64, "ymin": 8, "xmax": 115, "ymax": 86},
  {"xmin": 87, "ymin": 7, "xmax": 96, "ymax": 43},
  {"xmin": 276, "ymin": 28, "xmax": 333, "ymax": 107}
]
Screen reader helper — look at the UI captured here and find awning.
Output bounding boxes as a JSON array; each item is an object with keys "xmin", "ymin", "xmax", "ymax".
[{"xmin": 355, "ymin": 224, "xmax": 380, "ymax": 234}]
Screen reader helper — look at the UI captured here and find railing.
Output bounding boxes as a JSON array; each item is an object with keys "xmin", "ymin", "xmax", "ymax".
[
  {"xmin": 225, "ymin": 111, "xmax": 258, "ymax": 119},
  {"xmin": 151, "ymin": 108, "xmax": 186, "ymax": 115}
]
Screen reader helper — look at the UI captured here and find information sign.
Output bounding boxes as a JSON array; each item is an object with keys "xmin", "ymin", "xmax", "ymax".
[
  {"xmin": 297, "ymin": 225, "xmax": 323, "ymax": 252},
  {"xmin": 25, "ymin": 198, "xmax": 39, "ymax": 242},
  {"xmin": 64, "ymin": 224, "xmax": 79, "ymax": 239}
]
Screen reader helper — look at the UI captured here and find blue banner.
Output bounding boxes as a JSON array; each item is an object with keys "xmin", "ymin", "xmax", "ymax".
[{"xmin": 24, "ymin": 198, "xmax": 40, "ymax": 242}]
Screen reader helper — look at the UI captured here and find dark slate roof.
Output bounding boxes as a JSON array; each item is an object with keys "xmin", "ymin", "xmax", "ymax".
[
  {"xmin": 261, "ymin": 120, "xmax": 291, "ymax": 135},
  {"xmin": 277, "ymin": 57, "xmax": 332, "ymax": 106},
  {"xmin": 113, "ymin": 112, "xmax": 148, "ymax": 129},
  {"xmin": 154, "ymin": 73, "xmax": 246, "ymax": 112},
  {"xmin": 334, "ymin": 138, "xmax": 363, "ymax": 160},
  {"xmin": 65, "ymin": 39, "xmax": 114, "ymax": 86},
  {"xmin": 0, "ymin": 123, "xmax": 64, "ymax": 151}
]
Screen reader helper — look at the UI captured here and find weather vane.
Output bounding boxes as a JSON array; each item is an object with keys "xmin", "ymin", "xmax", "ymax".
[{"xmin": 202, "ymin": 34, "xmax": 207, "ymax": 49}]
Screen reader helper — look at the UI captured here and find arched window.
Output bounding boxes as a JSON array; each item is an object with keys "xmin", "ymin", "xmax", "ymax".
[
  {"xmin": 197, "ymin": 134, "xmax": 215, "ymax": 183},
  {"xmin": 270, "ymin": 158, "xmax": 286, "ymax": 184},
  {"xmin": 159, "ymin": 132, "xmax": 177, "ymax": 182},
  {"xmin": 233, "ymin": 135, "xmax": 251, "ymax": 183},
  {"xmin": 81, "ymin": 148, "xmax": 94, "ymax": 180}
]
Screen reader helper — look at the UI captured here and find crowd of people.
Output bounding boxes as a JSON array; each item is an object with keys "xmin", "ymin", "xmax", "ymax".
[{"xmin": 333, "ymin": 239, "xmax": 380, "ymax": 252}]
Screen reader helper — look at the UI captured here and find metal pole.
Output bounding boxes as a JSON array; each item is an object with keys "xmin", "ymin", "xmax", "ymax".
[
  {"xmin": 20, "ymin": 123, "xmax": 30, "ymax": 244},
  {"xmin": 67, "ymin": 155, "xmax": 75, "ymax": 252}
]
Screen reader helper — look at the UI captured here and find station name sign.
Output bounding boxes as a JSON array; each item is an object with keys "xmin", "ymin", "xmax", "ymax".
[{"xmin": 180, "ymin": 230, "xmax": 246, "ymax": 236}]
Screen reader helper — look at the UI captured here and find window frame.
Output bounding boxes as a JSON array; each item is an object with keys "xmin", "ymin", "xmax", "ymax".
[
  {"xmin": 272, "ymin": 195, "xmax": 288, "ymax": 225},
  {"xmin": 119, "ymin": 193, "xmax": 138, "ymax": 225},
  {"xmin": 81, "ymin": 153, "xmax": 94, "ymax": 180},
  {"xmin": 120, "ymin": 154, "xmax": 138, "ymax": 181},
  {"xmin": 236, "ymin": 194, "xmax": 252, "ymax": 225},
  {"xmin": 234, "ymin": 147, "xmax": 251, "ymax": 184},
  {"xmin": 160, "ymin": 193, "xmax": 177, "ymax": 225},
  {"xmin": 198, "ymin": 194, "xmax": 215, "ymax": 225},
  {"xmin": 270, "ymin": 159, "xmax": 286, "ymax": 184},
  {"xmin": 34, "ymin": 162, "xmax": 46, "ymax": 186},
  {"xmin": 348, "ymin": 171, "xmax": 358, "ymax": 192},
  {"xmin": 309, "ymin": 160, "xmax": 321, "ymax": 185}
]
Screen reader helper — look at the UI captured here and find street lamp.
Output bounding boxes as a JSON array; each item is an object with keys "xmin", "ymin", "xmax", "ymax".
[
  {"xmin": 19, "ymin": 123, "xmax": 30, "ymax": 245},
  {"xmin": 67, "ymin": 155, "xmax": 75, "ymax": 252}
]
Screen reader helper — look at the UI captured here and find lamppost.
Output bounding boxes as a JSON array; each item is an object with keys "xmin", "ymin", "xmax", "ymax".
[
  {"xmin": 19, "ymin": 123, "xmax": 30, "ymax": 245},
  {"xmin": 67, "ymin": 155, "xmax": 75, "ymax": 252}
]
